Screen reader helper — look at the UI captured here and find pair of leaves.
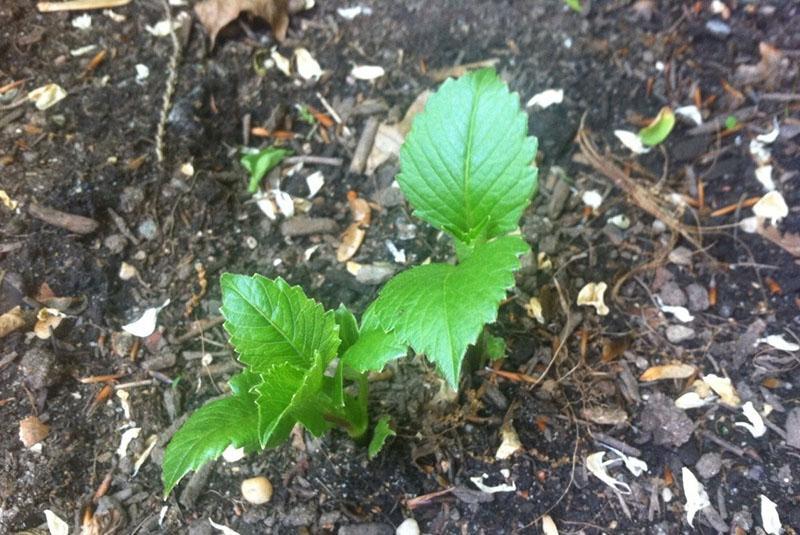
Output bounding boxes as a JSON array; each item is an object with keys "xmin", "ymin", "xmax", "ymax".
[{"xmin": 240, "ymin": 147, "xmax": 292, "ymax": 193}]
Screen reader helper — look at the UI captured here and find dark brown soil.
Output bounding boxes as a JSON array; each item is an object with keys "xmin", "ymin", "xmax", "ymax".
[{"xmin": 2, "ymin": 0, "xmax": 800, "ymax": 533}]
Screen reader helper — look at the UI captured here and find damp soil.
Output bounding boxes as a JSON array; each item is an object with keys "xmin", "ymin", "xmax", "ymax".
[{"xmin": 2, "ymin": 0, "xmax": 800, "ymax": 533}]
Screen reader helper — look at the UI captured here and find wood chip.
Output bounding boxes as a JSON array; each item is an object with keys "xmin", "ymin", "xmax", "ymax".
[
  {"xmin": 19, "ymin": 415, "xmax": 49, "ymax": 447},
  {"xmin": 29, "ymin": 203, "xmax": 99, "ymax": 234}
]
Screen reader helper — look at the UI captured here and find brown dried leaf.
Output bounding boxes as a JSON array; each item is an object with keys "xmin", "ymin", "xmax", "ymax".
[
  {"xmin": 336, "ymin": 223, "xmax": 365, "ymax": 262},
  {"xmin": 194, "ymin": 0, "xmax": 289, "ymax": 47},
  {"xmin": 639, "ymin": 362, "xmax": 697, "ymax": 382},
  {"xmin": 19, "ymin": 415, "xmax": 49, "ymax": 447},
  {"xmin": 347, "ymin": 191, "xmax": 371, "ymax": 227},
  {"xmin": 0, "ymin": 306, "xmax": 28, "ymax": 338},
  {"xmin": 734, "ymin": 42, "xmax": 784, "ymax": 89}
]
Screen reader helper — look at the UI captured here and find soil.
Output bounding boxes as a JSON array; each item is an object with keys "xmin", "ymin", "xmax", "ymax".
[{"xmin": 2, "ymin": 0, "xmax": 800, "ymax": 534}]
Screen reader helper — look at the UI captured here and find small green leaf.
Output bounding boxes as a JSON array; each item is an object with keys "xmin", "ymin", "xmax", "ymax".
[
  {"xmin": 638, "ymin": 107, "xmax": 676, "ymax": 147},
  {"xmin": 370, "ymin": 235, "xmax": 529, "ymax": 388},
  {"xmin": 254, "ymin": 351, "xmax": 331, "ymax": 447},
  {"xmin": 162, "ymin": 371, "xmax": 261, "ymax": 496},
  {"xmin": 368, "ymin": 415, "xmax": 395, "ymax": 459},
  {"xmin": 724, "ymin": 115, "xmax": 738, "ymax": 130},
  {"xmin": 221, "ymin": 274, "xmax": 340, "ymax": 372},
  {"xmin": 240, "ymin": 147, "xmax": 292, "ymax": 193},
  {"xmin": 485, "ymin": 333, "xmax": 506, "ymax": 361},
  {"xmin": 398, "ymin": 68, "xmax": 538, "ymax": 243},
  {"xmin": 564, "ymin": 0, "xmax": 583, "ymax": 12}
]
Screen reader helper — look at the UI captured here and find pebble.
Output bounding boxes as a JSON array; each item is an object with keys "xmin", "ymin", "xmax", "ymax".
[
  {"xmin": 639, "ymin": 392, "xmax": 694, "ymax": 447},
  {"xmin": 658, "ymin": 281, "xmax": 687, "ymax": 307},
  {"xmin": 395, "ymin": 216, "xmax": 417, "ymax": 241},
  {"xmin": 395, "ymin": 518, "xmax": 420, "ymax": 535},
  {"xmin": 705, "ymin": 19, "xmax": 731, "ymax": 37},
  {"xmin": 104, "ymin": 234, "xmax": 127, "ymax": 254},
  {"xmin": 338, "ymin": 523, "xmax": 394, "ymax": 535},
  {"xmin": 349, "ymin": 262, "xmax": 395, "ymax": 285},
  {"xmin": 283, "ymin": 503, "xmax": 317, "ymax": 527},
  {"xmin": 665, "ymin": 325, "xmax": 695, "ymax": 343},
  {"xmin": 19, "ymin": 347, "xmax": 58, "ymax": 390},
  {"xmin": 547, "ymin": 173, "xmax": 571, "ymax": 219},
  {"xmin": 373, "ymin": 186, "xmax": 405, "ymax": 208},
  {"xmin": 137, "ymin": 218, "xmax": 159, "ymax": 241},
  {"xmin": 120, "ymin": 186, "xmax": 145, "ymax": 213},
  {"xmin": 685, "ymin": 283, "xmax": 710, "ymax": 312},
  {"xmin": 667, "ymin": 246, "xmax": 693, "ymax": 266},
  {"xmin": 280, "ymin": 216, "xmax": 337, "ymax": 237},
  {"xmin": 241, "ymin": 476, "xmax": 272, "ymax": 505},
  {"xmin": 695, "ymin": 452, "xmax": 722, "ymax": 479}
]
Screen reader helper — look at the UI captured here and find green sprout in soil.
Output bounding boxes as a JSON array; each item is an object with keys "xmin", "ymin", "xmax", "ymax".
[
  {"xmin": 240, "ymin": 146, "xmax": 292, "ymax": 193},
  {"xmin": 162, "ymin": 68, "xmax": 538, "ymax": 496}
]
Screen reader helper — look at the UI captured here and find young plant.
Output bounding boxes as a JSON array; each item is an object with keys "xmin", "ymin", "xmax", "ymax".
[{"xmin": 162, "ymin": 68, "xmax": 537, "ymax": 495}]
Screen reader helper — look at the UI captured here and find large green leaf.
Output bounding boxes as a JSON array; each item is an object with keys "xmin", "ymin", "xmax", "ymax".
[
  {"xmin": 162, "ymin": 371, "xmax": 261, "ymax": 496},
  {"xmin": 370, "ymin": 235, "xmax": 529, "ymax": 388},
  {"xmin": 398, "ymin": 68, "xmax": 538, "ymax": 243},
  {"xmin": 254, "ymin": 351, "xmax": 332, "ymax": 448},
  {"xmin": 221, "ymin": 274, "xmax": 340, "ymax": 372},
  {"xmin": 341, "ymin": 305, "xmax": 408, "ymax": 373}
]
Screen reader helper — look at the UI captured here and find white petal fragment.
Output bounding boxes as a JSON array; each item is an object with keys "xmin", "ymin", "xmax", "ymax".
[
  {"xmin": 675, "ymin": 392, "xmax": 715, "ymax": 410},
  {"xmin": 735, "ymin": 401, "xmax": 766, "ymax": 438},
  {"xmin": 614, "ymin": 130, "xmax": 651, "ymax": 154},
  {"xmin": 337, "ymin": 5, "xmax": 372, "ymax": 19},
  {"xmin": 608, "ymin": 214, "xmax": 630, "ymax": 229},
  {"xmin": 223, "ymin": 443, "xmax": 246, "ymax": 463},
  {"xmin": 757, "ymin": 334, "xmax": 800, "ymax": 352},
  {"xmin": 702, "ymin": 374, "xmax": 741, "ymax": 407},
  {"xmin": 44, "ymin": 509, "xmax": 70, "ymax": 535},
  {"xmin": 117, "ymin": 427, "xmax": 141, "ymax": 457},
  {"xmin": 305, "ymin": 171, "xmax": 324, "ymax": 198},
  {"xmin": 145, "ymin": 19, "xmax": 180, "ymax": 37},
  {"xmin": 385, "ymin": 240, "xmax": 406, "ymax": 264},
  {"xmin": 675, "ymin": 105, "xmax": 703, "ymax": 126},
  {"xmin": 495, "ymin": 423, "xmax": 522, "ymax": 460},
  {"xmin": 470, "ymin": 473, "xmax": 516, "ymax": 494},
  {"xmin": 209, "ymin": 518, "xmax": 242, "ymax": 535},
  {"xmin": 271, "ymin": 48, "xmax": 292, "ymax": 76},
  {"xmin": 71, "ymin": 14, "xmax": 92, "ymax": 29},
  {"xmin": 753, "ymin": 191, "xmax": 788, "ymax": 225},
  {"xmin": 28, "ymin": 84, "xmax": 67, "ymax": 111},
  {"xmin": 581, "ymin": 190, "xmax": 603, "ymax": 209},
  {"xmin": 757, "ymin": 123, "xmax": 780, "ymax": 144},
  {"xmin": 577, "ymin": 282, "xmax": 609, "ymax": 316},
  {"xmin": 526, "ymin": 88, "xmax": 564, "ymax": 109},
  {"xmin": 760, "ymin": 494, "xmax": 781, "ymax": 535},
  {"xmin": 294, "ymin": 48, "xmax": 322, "ymax": 80},
  {"xmin": 133, "ymin": 434, "xmax": 158, "ymax": 476},
  {"xmin": 604, "ymin": 446, "xmax": 648, "ymax": 476},
  {"xmin": 755, "ymin": 165, "xmax": 775, "ymax": 191},
  {"xmin": 135, "ymin": 64, "xmax": 150, "ymax": 82},
  {"xmin": 272, "ymin": 190, "xmax": 295, "ymax": 218},
  {"xmin": 350, "ymin": 65, "xmax": 385, "ymax": 80},
  {"xmin": 585, "ymin": 452, "xmax": 631, "ymax": 494},
  {"xmin": 525, "ymin": 297, "xmax": 545, "ymax": 324},
  {"xmin": 541, "ymin": 514, "xmax": 559, "ymax": 535},
  {"xmin": 122, "ymin": 299, "xmax": 170, "ymax": 338},
  {"xmin": 682, "ymin": 467, "xmax": 710, "ymax": 527},
  {"xmin": 655, "ymin": 297, "xmax": 694, "ymax": 323}
]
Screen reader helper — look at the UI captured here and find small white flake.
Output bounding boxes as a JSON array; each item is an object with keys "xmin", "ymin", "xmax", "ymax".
[
  {"xmin": 495, "ymin": 423, "xmax": 522, "ymax": 460},
  {"xmin": 44, "ymin": 510, "xmax": 70, "ymax": 535},
  {"xmin": 655, "ymin": 296, "xmax": 694, "ymax": 323},
  {"xmin": 145, "ymin": 19, "xmax": 180, "ymax": 37},
  {"xmin": 133, "ymin": 434, "xmax": 158, "ymax": 476},
  {"xmin": 116, "ymin": 390, "xmax": 132, "ymax": 420},
  {"xmin": 209, "ymin": 518, "xmax": 242, "ymax": 535},
  {"xmin": 294, "ymin": 48, "xmax": 322, "ymax": 80},
  {"xmin": 271, "ymin": 48, "xmax": 292, "ymax": 76},
  {"xmin": 159, "ymin": 505, "xmax": 169, "ymax": 526},
  {"xmin": 272, "ymin": 190, "xmax": 295, "ymax": 217},
  {"xmin": 735, "ymin": 401, "xmax": 766, "ymax": 438},
  {"xmin": 337, "ymin": 5, "xmax": 371, "ymax": 19},
  {"xmin": 525, "ymin": 88, "xmax": 564, "ymax": 109},
  {"xmin": 70, "ymin": 44, "xmax": 98, "ymax": 56},
  {"xmin": 585, "ymin": 452, "xmax": 631, "ymax": 494},
  {"xmin": 122, "ymin": 299, "xmax": 170, "ymax": 338},
  {"xmin": 581, "ymin": 190, "xmax": 603, "ymax": 209},
  {"xmin": 305, "ymin": 171, "xmax": 324, "ymax": 198},
  {"xmin": 104, "ymin": 9, "xmax": 126, "ymax": 22},
  {"xmin": 577, "ymin": 282, "xmax": 609, "ymax": 316},
  {"xmin": 702, "ymin": 374, "xmax": 741, "ymax": 407},
  {"xmin": 350, "ymin": 65, "xmax": 385, "ymax": 80},
  {"xmin": 71, "ymin": 14, "xmax": 92, "ymax": 29},
  {"xmin": 675, "ymin": 391, "xmax": 715, "ymax": 409},
  {"xmin": 739, "ymin": 216, "xmax": 759, "ymax": 234},
  {"xmin": 675, "ymin": 105, "xmax": 703, "ymax": 126},
  {"xmin": 608, "ymin": 214, "xmax": 630, "ymax": 229},
  {"xmin": 757, "ymin": 334, "xmax": 800, "ymax": 352},
  {"xmin": 385, "ymin": 240, "xmax": 406, "ymax": 264},
  {"xmin": 755, "ymin": 165, "xmax": 775, "ymax": 191},
  {"xmin": 756, "ymin": 122, "xmax": 780, "ymax": 144},
  {"xmin": 222, "ymin": 443, "xmax": 246, "ymax": 463},
  {"xmin": 255, "ymin": 193, "xmax": 277, "ymax": 220},
  {"xmin": 760, "ymin": 494, "xmax": 781, "ymax": 535},
  {"xmin": 682, "ymin": 467, "xmax": 710, "ymax": 527},
  {"xmin": 541, "ymin": 515, "xmax": 559, "ymax": 535},
  {"xmin": 303, "ymin": 244, "xmax": 320, "ymax": 261},
  {"xmin": 614, "ymin": 130, "xmax": 651, "ymax": 154},
  {"xmin": 753, "ymin": 191, "xmax": 788, "ymax": 225},
  {"xmin": 28, "ymin": 84, "xmax": 67, "ymax": 111},
  {"xmin": 470, "ymin": 473, "xmax": 516, "ymax": 493},
  {"xmin": 525, "ymin": 297, "xmax": 545, "ymax": 324},
  {"xmin": 116, "ymin": 427, "xmax": 141, "ymax": 457},
  {"xmin": 135, "ymin": 64, "xmax": 150, "ymax": 82}
]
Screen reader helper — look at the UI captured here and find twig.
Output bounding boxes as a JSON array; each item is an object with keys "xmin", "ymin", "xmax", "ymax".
[
  {"xmin": 28, "ymin": 203, "xmax": 99, "ymax": 234},
  {"xmin": 37, "ymin": 0, "xmax": 130, "ymax": 12},
  {"xmin": 284, "ymin": 155, "xmax": 344, "ymax": 166},
  {"xmin": 316, "ymin": 92, "xmax": 351, "ymax": 136},
  {"xmin": 405, "ymin": 487, "xmax": 455, "ymax": 510},
  {"xmin": 154, "ymin": 2, "xmax": 183, "ymax": 164}
]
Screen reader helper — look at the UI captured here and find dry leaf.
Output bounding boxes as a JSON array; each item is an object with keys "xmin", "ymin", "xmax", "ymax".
[
  {"xmin": 0, "ymin": 305, "xmax": 28, "ymax": 338},
  {"xmin": 19, "ymin": 415, "xmax": 49, "ymax": 448},
  {"xmin": 194, "ymin": 0, "xmax": 290, "ymax": 47},
  {"xmin": 753, "ymin": 191, "xmax": 789, "ymax": 225},
  {"xmin": 702, "ymin": 374, "xmax": 741, "ymax": 407},
  {"xmin": 347, "ymin": 191, "xmax": 371, "ymax": 226},
  {"xmin": 337, "ymin": 223, "xmax": 365, "ymax": 262},
  {"xmin": 33, "ymin": 307, "xmax": 66, "ymax": 339},
  {"xmin": 495, "ymin": 422, "xmax": 522, "ymax": 460},
  {"xmin": 577, "ymin": 282, "xmax": 609, "ymax": 316},
  {"xmin": 640, "ymin": 362, "xmax": 696, "ymax": 382},
  {"xmin": 541, "ymin": 515, "xmax": 559, "ymax": 535},
  {"xmin": 734, "ymin": 42, "xmax": 784, "ymax": 88}
]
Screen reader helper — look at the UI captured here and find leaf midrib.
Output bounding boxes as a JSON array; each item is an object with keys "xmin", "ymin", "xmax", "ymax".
[{"xmin": 462, "ymin": 79, "xmax": 482, "ymax": 231}]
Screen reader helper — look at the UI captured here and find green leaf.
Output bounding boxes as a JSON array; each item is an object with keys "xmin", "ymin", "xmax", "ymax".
[
  {"xmin": 370, "ymin": 235, "xmax": 529, "ymax": 388},
  {"xmin": 221, "ymin": 274, "xmax": 340, "ymax": 372},
  {"xmin": 334, "ymin": 304, "xmax": 359, "ymax": 355},
  {"xmin": 398, "ymin": 68, "xmax": 538, "ymax": 244},
  {"xmin": 368, "ymin": 415, "xmax": 395, "ymax": 459},
  {"xmin": 564, "ymin": 0, "xmax": 583, "ymax": 12},
  {"xmin": 240, "ymin": 147, "xmax": 292, "ymax": 193},
  {"xmin": 724, "ymin": 115, "xmax": 738, "ymax": 130},
  {"xmin": 485, "ymin": 333, "xmax": 506, "ymax": 361},
  {"xmin": 638, "ymin": 107, "xmax": 676, "ymax": 147},
  {"xmin": 162, "ymin": 371, "xmax": 261, "ymax": 496},
  {"xmin": 254, "ymin": 350, "xmax": 332, "ymax": 447},
  {"xmin": 341, "ymin": 305, "xmax": 408, "ymax": 373}
]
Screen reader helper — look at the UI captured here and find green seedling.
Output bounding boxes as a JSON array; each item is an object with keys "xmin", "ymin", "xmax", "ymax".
[
  {"xmin": 240, "ymin": 146, "xmax": 292, "ymax": 193},
  {"xmin": 564, "ymin": 0, "xmax": 583, "ymax": 12},
  {"xmin": 639, "ymin": 106, "xmax": 676, "ymax": 147},
  {"xmin": 162, "ymin": 68, "xmax": 538, "ymax": 495},
  {"xmin": 724, "ymin": 115, "xmax": 738, "ymax": 130}
]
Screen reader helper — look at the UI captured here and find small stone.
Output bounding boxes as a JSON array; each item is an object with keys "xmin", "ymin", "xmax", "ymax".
[
  {"xmin": 19, "ymin": 347, "xmax": 58, "ymax": 390},
  {"xmin": 120, "ymin": 186, "xmax": 145, "ymax": 213},
  {"xmin": 338, "ymin": 523, "xmax": 394, "ymax": 535},
  {"xmin": 668, "ymin": 246, "xmax": 693, "ymax": 266},
  {"xmin": 395, "ymin": 216, "xmax": 417, "ymax": 241},
  {"xmin": 785, "ymin": 408, "xmax": 800, "ymax": 449},
  {"xmin": 104, "ymin": 234, "xmax": 127, "ymax": 254},
  {"xmin": 638, "ymin": 392, "xmax": 694, "ymax": 447},
  {"xmin": 685, "ymin": 283, "xmax": 710, "ymax": 312},
  {"xmin": 280, "ymin": 216, "xmax": 337, "ymax": 237},
  {"xmin": 665, "ymin": 325, "xmax": 695, "ymax": 343},
  {"xmin": 695, "ymin": 452, "xmax": 722, "ymax": 479},
  {"xmin": 347, "ymin": 262, "xmax": 395, "ymax": 285},
  {"xmin": 283, "ymin": 503, "xmax": 317, "ymax": 527},
  {"xmin": 705, "ymin": 19, "xmax": 731, "ymax": 37},
  {"xmin": 373, "ymin": 186, "xmax": 405, "ymax": 208},
  {"xmin": 241, "ymin": 476, "xmax": 273, "ymax": 505},
  {"xmin": 137, "ymin": 218, "xmax": 158, "ymax": 241},
  {"xmin": 548, "ymin": 173, "xmax": 571, "ymax": 219},
  {"xmin": 658, "ymin": 281, "xmax": 687, "ymax": 307},
  {"xmin": 395, "ymin": 518, "xmax": 420, "ymax": 535}
]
